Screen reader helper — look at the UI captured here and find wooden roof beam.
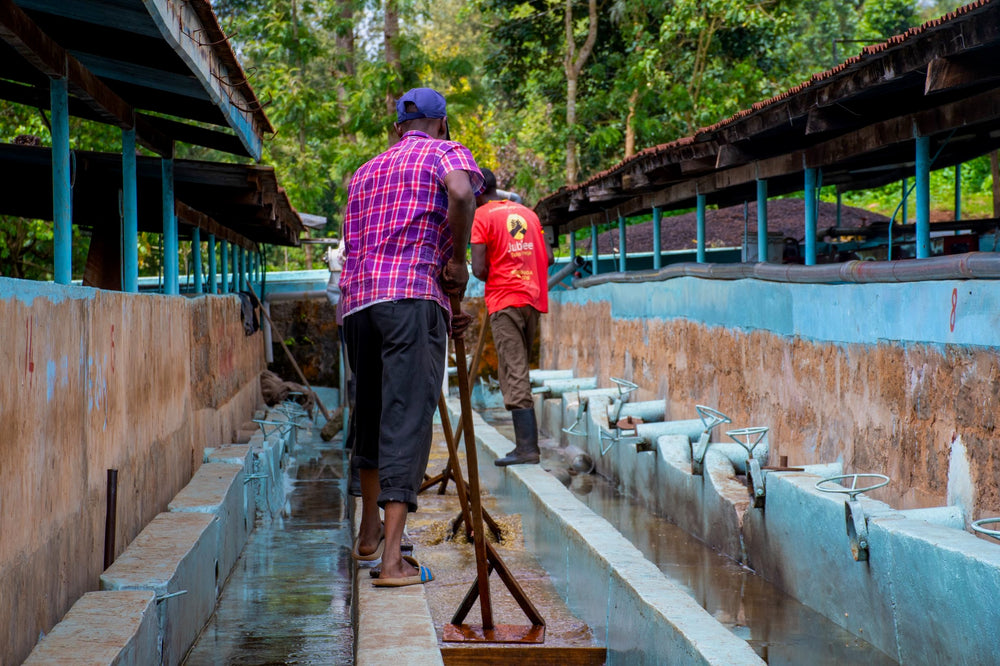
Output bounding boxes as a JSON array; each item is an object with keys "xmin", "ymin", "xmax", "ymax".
[
  {"xmin": 925, "ymin": 54, "xmax": 1000, "ymax": 95},
  {"xmin": 0, "ymin": 0, "xmax": 172, "ymax": 155}
]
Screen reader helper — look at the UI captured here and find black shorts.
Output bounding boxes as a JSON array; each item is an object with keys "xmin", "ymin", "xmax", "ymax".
[{"xmin": 343, "ymin": 299, "xmax": 447, "ymax": 512}]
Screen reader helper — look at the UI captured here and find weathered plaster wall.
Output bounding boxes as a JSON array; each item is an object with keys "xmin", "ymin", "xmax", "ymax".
[
  {"xmin": 0, "ymin": 280, "xmax": 264, "ymax": 665},
  {"xmin": 543, "ymin": 279, "xmax": 1000, "ymax": 519}
]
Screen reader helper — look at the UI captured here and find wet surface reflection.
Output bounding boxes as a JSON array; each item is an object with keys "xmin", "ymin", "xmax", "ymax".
[{"xmin": 183, "ymin": 405, "xmax": 354, "ymax": 666}]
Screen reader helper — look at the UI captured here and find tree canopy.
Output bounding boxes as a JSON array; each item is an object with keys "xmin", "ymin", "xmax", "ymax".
[{"xmin": 1, "ymin": 0, "xmax": 990, "ymax": 277}]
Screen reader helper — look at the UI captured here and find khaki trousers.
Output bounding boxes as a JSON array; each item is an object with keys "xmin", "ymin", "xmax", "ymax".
[{"xmin": 489, "ymin": 305, "xmax": 540, "ymax": 410}]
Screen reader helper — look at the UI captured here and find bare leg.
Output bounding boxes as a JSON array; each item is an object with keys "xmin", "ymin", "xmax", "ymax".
[
  {"xmin": 357, "ymin": 468, "xmax": 382, "ymax": 556},
  {"xmin": 379, "ymin": 501, "xmax": 418, "ymax": 580}
]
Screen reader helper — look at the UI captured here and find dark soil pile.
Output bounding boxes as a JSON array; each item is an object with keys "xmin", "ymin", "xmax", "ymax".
[{"xmin": 580, "ymin": 198, "xmax": 890, "ymax": 254}]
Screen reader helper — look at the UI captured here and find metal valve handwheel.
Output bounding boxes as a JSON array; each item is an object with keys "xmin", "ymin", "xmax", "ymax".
[
  {"xmin": 971, "ymin": 517, "xmax": 1000, "ymax": 541},
  {"xmin": 816, "ymin": 473, "xmax": 890, "ymax": 562},
  {"xmin": 726, "ymin": 426, "xmax": 769, "ymax": 459},
  {"xmin": 696, "ymin": 405, "xmax": 731, "ymax": 432},
  {"xmin": 609, "ymin": 376, "xmax": 639, "ymax": 399},
  {"xmin": 815, "ymin": 473, "xmax": 890, "ymax": 501}
]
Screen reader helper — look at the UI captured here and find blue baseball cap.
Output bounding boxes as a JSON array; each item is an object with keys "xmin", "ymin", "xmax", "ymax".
[{"xmin": 396, "ymin": 88, "xmax": 447, "ymax": 123}]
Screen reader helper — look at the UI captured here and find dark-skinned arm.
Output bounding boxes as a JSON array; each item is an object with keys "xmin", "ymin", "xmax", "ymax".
[
  {"xmin": 471, "ymin": 244, "xmax": 488, "ymax": 281},
  {"xmin": 440, "ymin": 169, "xmax": 476, "ymax": 296}
]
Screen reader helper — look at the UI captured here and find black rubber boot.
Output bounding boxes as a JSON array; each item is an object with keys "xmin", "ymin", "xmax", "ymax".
[{"xmin": 495, "ymin": 408, "xmax": 540, "ymax": 466}]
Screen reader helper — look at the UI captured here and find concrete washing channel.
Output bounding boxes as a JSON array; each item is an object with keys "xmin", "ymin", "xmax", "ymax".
[
  {"xmin": 22, "ymin": 403, "xmax": 304, "ymax": 665},
  {"xmin": 507, "ymin": 369, "xmax": 1000, "ymax": 664}
]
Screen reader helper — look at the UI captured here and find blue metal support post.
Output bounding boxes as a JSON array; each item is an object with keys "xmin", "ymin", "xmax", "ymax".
[
  {"xmin": 653, "ymin": 207, "xmax": 663, "ymax": 269},
  {"xmin": 569, "ymin": 229, "xmax": 576, "ymax": 259},
  {"xmin": 618, "ymin": 215, "xmax": 627, "ymax": 272},
  {"xmin": 192, "ymin": 228, "xmax": 202, "ymax": 294},
  {"xmin": 238, "ymin": 246, "xmax": 246, "ymax": 292},
  {"xmin": 50, "ymin": 78, "xmax": 72, "ymax": 284},
  {"xmin": 915, "ymin": 135, "xmax": 931, "ymax": 258},
  {"xmin": 756, "ymin": 179, "xmax": 768, "ymax": 262},
  {"xmin": 836, "ymin": 192, "xmax": 842, "ymax": 230},
  {"xmin": 162, "ymin": 155, "xmax": 178, "ymax": 294},
  {"xmin": 220, "ymin": 240, "xmax": 229, "ymax": 293},
  {"xmin": 591, "ymin": 222, "xmax": 598, "ymax": 276},
  {"xmin": 804, "ymin": 168, "xmax": 818, "ymax": 265},
  {"xmin": 122, "ymin": 128, "xmax": 139, "ymax": 292},
  {"xmin": 695, "ymin": 196, "xmax": 706, "ymax": 263},
  {"xmin": 208, "ymin": 234, "xmax": 217, "ymax": 294}
]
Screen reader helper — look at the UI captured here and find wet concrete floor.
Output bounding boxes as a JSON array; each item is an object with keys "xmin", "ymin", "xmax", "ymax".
[
  {"xmin": 478, "ymin": 407, "xmax": 899, "ymax": 665},
  {"xmin": 184, "ymin": 389, "xmax": 354, "ymax": 665}
]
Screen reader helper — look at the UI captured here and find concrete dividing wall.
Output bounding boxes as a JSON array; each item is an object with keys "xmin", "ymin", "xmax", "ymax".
[
  {"xmin": 543, "ymin": 278, "xmax": 1000, "ymax": 518},
  {"xmin": 0, "ymin": 278, "xmax": 264, "ymax": 665}
]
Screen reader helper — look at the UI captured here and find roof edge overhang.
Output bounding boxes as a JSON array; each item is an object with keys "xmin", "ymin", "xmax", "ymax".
[{"xmin": 141, "ymin": 0, "xmax": 271, "ymax": 162}]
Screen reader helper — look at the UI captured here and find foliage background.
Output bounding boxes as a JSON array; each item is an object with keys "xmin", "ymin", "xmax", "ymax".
[{"xmin": 0, "ymin": 0, "xmax": 992, "ymax": 278}]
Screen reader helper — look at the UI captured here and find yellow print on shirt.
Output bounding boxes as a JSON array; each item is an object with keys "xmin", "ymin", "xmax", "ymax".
[
  {"xmin": 511, "ymin": 268, "xmax": 534, "ymax": 281},
  {"xmin": 506, "ymin": 214, "xmax": 527, "ymax": 240}
]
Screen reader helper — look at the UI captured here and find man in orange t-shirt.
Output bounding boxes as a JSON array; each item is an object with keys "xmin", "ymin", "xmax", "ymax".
[{"xmin": 471, "ymin": 167, "xmax": 553, "ymax": 466}]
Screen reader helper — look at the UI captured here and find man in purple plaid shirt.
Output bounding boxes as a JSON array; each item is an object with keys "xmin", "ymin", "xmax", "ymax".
[{"xmin": 341, "ymin": 87, "xmax": 483, "ymax": 587}]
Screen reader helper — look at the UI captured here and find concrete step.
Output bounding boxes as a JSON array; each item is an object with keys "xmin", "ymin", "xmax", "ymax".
[
  {"xmin": 168, "ymin": 462, "xmax": 250, "ymax": 590},
  {"xmin": 23, "ymin": 591, "xmax": 158, "ymax": 666},
  {"xmin": 100, "ymin": 513, "xmax": 219, "ymax": 666}
]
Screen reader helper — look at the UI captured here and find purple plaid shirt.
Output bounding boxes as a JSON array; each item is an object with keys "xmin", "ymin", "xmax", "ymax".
[{"xmin": 339, "ymin": 131, "xmax": 483, "ymax": 318}]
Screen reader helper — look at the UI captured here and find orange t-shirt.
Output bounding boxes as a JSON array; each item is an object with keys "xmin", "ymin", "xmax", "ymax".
[{"xmin": 471, "ymin": 200, "xmax": 549, "ymax": 315}]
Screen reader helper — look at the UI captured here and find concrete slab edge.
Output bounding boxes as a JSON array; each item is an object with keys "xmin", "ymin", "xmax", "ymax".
[{"xmin": 350, "ymin": 499, "xmax": 443, "ymax": 666}]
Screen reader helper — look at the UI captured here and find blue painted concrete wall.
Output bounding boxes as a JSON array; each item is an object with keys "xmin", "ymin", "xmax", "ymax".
[{"xmin": 552, "ymin": 277, "xmax": 1000, "ymax": 348}]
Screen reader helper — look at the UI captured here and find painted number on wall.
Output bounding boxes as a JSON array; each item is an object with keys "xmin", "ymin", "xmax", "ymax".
[{"xmin": 950, "ymin": 288, "xmax": 958, "ymax": 333}]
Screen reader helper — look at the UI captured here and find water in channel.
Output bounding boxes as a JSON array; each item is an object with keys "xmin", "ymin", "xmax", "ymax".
[{"xmin": 484, "ymin": 411, "xmax": 898, "ymax": 665}]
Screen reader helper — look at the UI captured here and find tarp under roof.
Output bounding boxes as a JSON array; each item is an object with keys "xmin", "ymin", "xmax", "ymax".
[
  {"xmin": 0, "ymin": 0, "xmax": 271, "ymax": 159},
  {"xmin": 536, "ymin": 0, "xmax": 1000, "ymax": 233}
]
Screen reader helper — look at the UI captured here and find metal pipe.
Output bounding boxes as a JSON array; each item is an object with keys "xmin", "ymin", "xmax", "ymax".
[
  {"xmin": 562, "ymin": 444, "xmax": 594, "ymax": 474},
  {"xmin": 568, "ymin": 229, "xmax": 576, "ymax": 263},
  {"xmin": 836, "ymin": 191, "xmax": 842, "ymax": 230},
  {"xmin": 804, "ymin": 168, "xmax": 817, "ymax": 265},
  {"xmin": 572, "ymin": 252, "xmax": 1000, "ymax": 287},
  {"xmin": 104, "ymin": 469, "xmax": 118, "ymax": 570},
  {"xmin": 916, "ymin": 134, "xmax": 931, "ymax": 258},
  {"xmin": 591, "ymin": 221, "xmax": 599, "ymax": 276},
  {"xmin": 529, "ymin": 369, "xmax": 575, "ymax": 385},
  {"xmin": 608, "ymin": 400, "xmax": 665, "ymax": 422},
  {"xmin": 696, "ymin": 196, "xmax": 706, "ymax": 264},
  {"xmin": 208, "ymin": 234, "xmax": 217, "ymax": 294},
  {"xmin": 51, "ymin": 78, "xmax": 72, "ymax": 285},
  {"xmin": 618, "ymin": 215, "xmax": 627, "ymax": 272},
  {"xmin": 220, "ymin": 241, "xmax": 229, "ymax": 293},
  {"xmin": 192, "ymin": 228, "xmax": 203, "ymax": 294},
  {"xmin": 162, "ymin": 156, "xmax": 179, "ymax": 295},
  {"xmin": 653, "ymin": 207, "xmax": 663, "ymax": 269},
  {"xmin": 634, "ymin": 419, "xmax": 704, "ymax": 444},
  {"xmin": 548, "ymin": 255, "xmax": 586, "ymax": 290},
  {"xmin": 757, "ymin": 179, "xmax": 768, "ymax": 263},
  {"xmin": 538, "ymin": 377, "xmax": 598, "ymax": 397},
  {"xmin": 122, "ymin": 128, "xmax": 139, "ymax": 293}
]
